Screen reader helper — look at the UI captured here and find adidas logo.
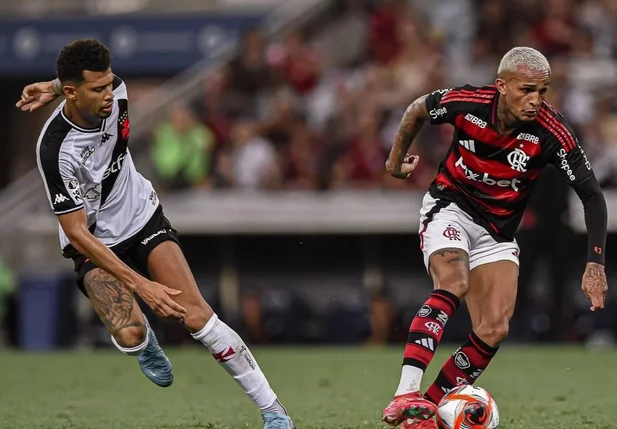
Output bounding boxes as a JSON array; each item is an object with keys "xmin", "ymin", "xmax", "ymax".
[
  {"xmin": 415, "ymin": 338, "xmax": 435, "ymax": 351},
  {"xmin": 459, "ymin": 139, "xmax": 476, "ymax": 152}
]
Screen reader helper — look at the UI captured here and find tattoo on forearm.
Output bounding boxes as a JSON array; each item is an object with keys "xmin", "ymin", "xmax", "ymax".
[
  {"xmin": 431, "ymin": 248, "xmax": 469, "ymax": 264},
  {"xmin": 84, "ymin": 270, "xmax": 142, "ymax": 335},
  {"xmin": 389, "ymin": 96, "xmax": 428, "ymax": 166}
]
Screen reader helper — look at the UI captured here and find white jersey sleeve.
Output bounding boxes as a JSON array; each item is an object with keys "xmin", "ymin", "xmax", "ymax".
[{"xmin": 36, "ymin": 116, "xmax": 84, "ymax": 215}]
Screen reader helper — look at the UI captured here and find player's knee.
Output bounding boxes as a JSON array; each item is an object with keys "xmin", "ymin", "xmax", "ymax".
[
  {"xmin": 475, "ymin": 320, "xmax": 509, "ymax": 347},
  {"xmin": 113, "ymin": 325, "xmax": 147, "ymax": 348},
  {"xmin": 183, "ymin": 303, "xmax": 215, "ymax": 332}
]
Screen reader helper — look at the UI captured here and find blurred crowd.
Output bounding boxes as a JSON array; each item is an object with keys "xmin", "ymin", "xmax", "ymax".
[{"xmin": 149, "ymin": 0, "xmax": 617, "ymax": 193}]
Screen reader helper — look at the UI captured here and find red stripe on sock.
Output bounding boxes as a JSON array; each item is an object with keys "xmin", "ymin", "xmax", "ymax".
[
  {"xmin": 403, "ymin": 292, "xmax": 459, "ymax": 371},
  {"xmin": 426, "ymin": 384, "xmax": 446, "ymax": 404}
]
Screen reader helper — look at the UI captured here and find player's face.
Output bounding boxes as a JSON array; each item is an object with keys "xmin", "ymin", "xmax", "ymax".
[
  {"xmin": 496, "ymin": 66, "xmax": 550, "ymax": 123},
  {"xmin": 73, "ymin": 69, "xmax": 115, "ymax": 122}
]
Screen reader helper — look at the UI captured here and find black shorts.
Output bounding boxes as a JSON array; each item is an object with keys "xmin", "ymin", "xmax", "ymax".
[{"xmin": 62, "ymin": 205, "xmax": 181, "ymax": 296}]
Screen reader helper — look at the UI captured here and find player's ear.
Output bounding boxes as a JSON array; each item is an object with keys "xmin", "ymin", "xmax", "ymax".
[
  {"xmin": 63, "ymin": 83, "xmax": 77, "ymax": 100},
  {"xmin": 495, "ymin": 77, "xmax": 507, "ymax": 95}
]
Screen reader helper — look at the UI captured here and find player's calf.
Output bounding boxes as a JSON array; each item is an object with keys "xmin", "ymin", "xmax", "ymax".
[
  {"xmin": 191, "ymin": 313, "xmax": 288, "ymax": 415},
  {"xmin": 84, "ymin": 269, "xmax": 174, "ymax": 387},
  {"xmin": 474, "ymin": 319, "xmax": 509, "ymax": 348},
  {"xmin": 392, "ymin": 248, "xmax": 468, "ymax": 397},
  {"xmin": 424, "ymin": 260, "xmax": 517, "ymax": 404},
  {"xmin": 147, "ymin": 241, "xmax": 293, "ymax": 424},
  {"xmin": 424, "ymin": 332, "xmax": 499, "ymax": 404}
]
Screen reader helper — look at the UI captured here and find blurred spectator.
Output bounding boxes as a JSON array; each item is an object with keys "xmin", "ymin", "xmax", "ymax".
[
  {"xmin": 367, "ymin": 0, "xmax": 403, "ymax": 65},
  {"xmin": 227, "ymin": 118, "xmax": 281, "ymax": 189},
  {"xmin": 278, "ymin": 121, "xmax": 320, "ymax": 190},
  {"xmin": 240, "ymin": 290, "xmax": 265, "ymax": 343},
  {"xmin": 150, "ymin": 102, "xmax": 215, "ymax": 191},
  {"xmin": 331, "ymin": 108, "xmax": 387, "ymax": 189},
  {"xmin": 367, "ymin": 289, "xmax": 393, "ymax": 345},
  {"xmin": 530, "ymin": 0, "xmax": 576, "ymax": 57},
  {"xmin": 267, "ymin": 29, "xmax": 323, "ymax": 95},
  {"xmin": 151, "ymin": 0, "xmax": 617, "ymax": 192},
  {"xmin": 226, "ymin": 27, "xmax": 272, "ymax": 118}
]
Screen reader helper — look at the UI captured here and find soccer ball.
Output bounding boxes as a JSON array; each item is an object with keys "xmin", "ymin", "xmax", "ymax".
[{"xmin": 436, "ymin": 385, "xmax": 499, "ymax": 429}]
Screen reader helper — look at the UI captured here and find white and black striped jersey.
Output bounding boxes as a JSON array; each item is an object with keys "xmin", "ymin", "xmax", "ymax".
[{"xmin": 36, "ymin": 75, "xmax": 159, "ymax": 250}]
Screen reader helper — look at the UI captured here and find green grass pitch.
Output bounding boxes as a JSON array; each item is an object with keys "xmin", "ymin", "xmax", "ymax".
[{"xmin": 0, "ymin": 346, "xmax": 614, "ymax": 428}]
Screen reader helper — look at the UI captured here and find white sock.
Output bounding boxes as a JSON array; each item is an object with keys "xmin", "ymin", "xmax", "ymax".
[
  {"xmin": 394, "ymin": 365, "xmax": 425, "ymax": 396},
  {"xmin": 192, "ymin": 314, "xmax": 280, "ymax": 411},
  {"xmin": 110, "ymin": 328, "xmax": 149, "ymax": 356}
]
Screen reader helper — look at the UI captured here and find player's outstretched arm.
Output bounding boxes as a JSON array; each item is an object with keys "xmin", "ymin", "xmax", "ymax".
[
  {"xmin": 572, "ymin": 176, "xmax": 609, "ymax": 311},
  {"xmin": 15, "ymin": 78, "xmax": 63, "ymax": 112},
  {"xmin": 385, "ymin": 94, "xmax": 430, "ymax": 179},
  {"xmin": 57, "ymin": 209, "xmax": 187, "ymax": 320}
]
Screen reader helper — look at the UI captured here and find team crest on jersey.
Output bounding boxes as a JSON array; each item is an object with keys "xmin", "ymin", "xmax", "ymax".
[
  {"xmin": 507, "ymin": 148, "xmax": 530, "ymax": 172},
  {"xmin": 66, "ymin": 178, "xmax": 82, "ymax": 203},
  {"xmin": 443, "ymin": 225, "xmax": 461, "ymax": 241}
]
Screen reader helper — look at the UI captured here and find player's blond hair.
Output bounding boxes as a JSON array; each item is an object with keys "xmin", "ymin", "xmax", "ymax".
[{"xmin": 497, "ymin": 47, "xmax": 550, "ymax": 76}]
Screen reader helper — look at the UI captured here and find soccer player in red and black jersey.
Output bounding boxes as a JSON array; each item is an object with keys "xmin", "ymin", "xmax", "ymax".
[{"xmin": 381, "ymin": 47, "xmax": 608, "ymax": 429}]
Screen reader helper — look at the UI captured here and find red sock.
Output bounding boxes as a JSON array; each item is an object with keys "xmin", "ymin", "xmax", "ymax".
[
  {"xmin": 425, "ymin": 332, "xmax": 499, "ymax": 404},
  {"xmin": 402, "ymin": 289, "xmax": 460, "ymax": 371}
]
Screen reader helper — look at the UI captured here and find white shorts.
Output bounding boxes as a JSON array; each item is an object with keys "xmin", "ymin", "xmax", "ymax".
[{"xmin": 418, "ymin": 193, "xmax": 520, "ymax": 271}]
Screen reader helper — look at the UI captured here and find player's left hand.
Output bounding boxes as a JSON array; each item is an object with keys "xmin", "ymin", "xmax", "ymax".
[
  {"xmin": 581, "ymin": 262, "xmax": 608, "ymax": 311},
  {"xmin": 16, "ymin": 81, "xmax": 59, "ymax": 112}
]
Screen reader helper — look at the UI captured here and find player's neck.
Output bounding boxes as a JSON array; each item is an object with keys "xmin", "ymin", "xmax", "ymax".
[
  {"xmin": 63, "ymin": 103, "xmax": 102, "ymax": 130},
  {"xmin": 495, "ymin": 97, "xmax": 520, "ymax": 136}
]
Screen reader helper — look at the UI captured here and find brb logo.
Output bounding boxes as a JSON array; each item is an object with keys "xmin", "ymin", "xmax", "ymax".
[
  {"xmin": 464, "ymin": 113, "xmax": 487, "ymax": 129},
  {"xmin": 455, "ymin": 157, "xmax": 521, "ymax": 191},
  {"xmin": 517, "ymin": 133, "xmax": 539, "ymax": 144}
]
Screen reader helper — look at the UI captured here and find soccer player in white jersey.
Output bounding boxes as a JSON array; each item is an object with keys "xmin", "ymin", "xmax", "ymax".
[{"xmin": 18, "ymin": 39, "xmax": 294, "ymax": 429}]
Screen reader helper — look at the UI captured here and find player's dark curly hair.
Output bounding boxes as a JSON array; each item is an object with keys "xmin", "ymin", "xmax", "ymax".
[{"xmin": 56, "ymin": 39, "xmax": 111, "ymax": 83}]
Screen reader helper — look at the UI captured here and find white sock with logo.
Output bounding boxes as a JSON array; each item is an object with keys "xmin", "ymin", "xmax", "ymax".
[{"xmin": 192, "ymin": 314, "xmax": 285, "ymax": 413}]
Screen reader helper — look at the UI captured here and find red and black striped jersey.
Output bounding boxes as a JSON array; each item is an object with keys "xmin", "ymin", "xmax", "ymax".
[{"xmin": 425, "ymin": 84, "xmax": 594, "ymax": 241}]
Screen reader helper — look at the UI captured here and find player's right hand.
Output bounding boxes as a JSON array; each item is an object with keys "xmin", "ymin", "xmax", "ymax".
[
  {"xmin": 136, "ymin": 280, "xmax": 187, "ymax": 320},
  {"xmin": 386, "ymin": 154, "xmax": 420, "ymax": 179},
  {"xmin": 16, "ymin": 81, "xmax": 58, "ymax": 112},
  {"xmin": 581, "ymin": 262, "xmax": 608, "ymax": 312}
]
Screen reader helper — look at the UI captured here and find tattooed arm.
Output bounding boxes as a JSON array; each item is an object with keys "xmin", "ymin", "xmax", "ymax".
[
  {"xmin": 385, "ymin": 95, "xmax": 430, "ymax": 179},
  {"xmin": 573, "ymin": 177, "xmax": 608, "ymax": 312},
  {"xmin": 15, "ymin": 79, "xmax": 63, "ymax": 112}
]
